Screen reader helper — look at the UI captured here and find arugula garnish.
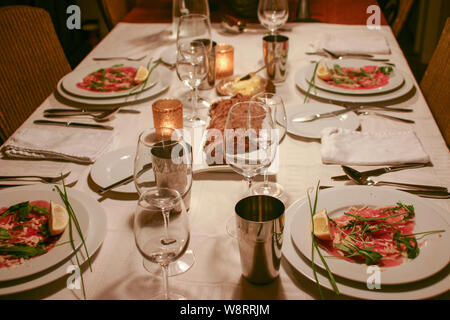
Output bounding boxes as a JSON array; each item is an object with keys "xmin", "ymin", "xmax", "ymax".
[
  {"xmin": 333, "ymin": 64, "xmax": 344, "ymax": 75},
  {"xmin": 0, "ymin": 228, "xmax": 11, "ymax": 240},
  {"xmin": 0, "ymin": 244, "xmax": 46, "ymax": 259},
  {"xmin": 308, "ymin": 181, "xmax": 340, "ymax": 298},
  {"xmin": 378, "ymin": 66, "xmax": 393, "ymax": 75}
]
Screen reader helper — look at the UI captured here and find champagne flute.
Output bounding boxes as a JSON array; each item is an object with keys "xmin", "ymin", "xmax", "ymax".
[
  {"xmin": 223, "ymin": 101, "xmax": 278, "ymax": 236},
  {"xmin": 176, "ymin": 40, "xmax": 208, "ymax": 127},
  {"xmin": 257, "ymin": 0, "xmax": 289, "ymax": 35},
  {"xmin": 250, "ymin": 93, "xmax": 287, "ymax": 198},
  {"xmin": 134, "ymin": 187, "xmax": 190, "ymax": 300},
  {"xmin": 134, "ymin": 127, "xmax": 195, "ymax": 276}
]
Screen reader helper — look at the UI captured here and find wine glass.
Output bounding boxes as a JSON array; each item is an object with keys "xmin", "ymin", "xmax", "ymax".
[
  {"xmin": 257, "ymin": 0, "xmax": 289, "ymax": 35},
  {"xmin": 250, "ymin": 93, "xmax": 287, "ymax": 198},
  {"xmin": 223, "ymin": 101, "xmax": 279, "ymax": 236},
  {"xmin": 177, "ymin": 13, "xmax": 212, "ymax": 112},
  {"xmin": 134, "ymin": 127, "xmax": 195, "ymax": 276},
  {"xmin": 134, "ymin": 187, "xmax": 190, "ymax": 300},
  {"xmin": 171, "ymin": 0, "xmax": 210, "ymax": 39},
  {"xmin": 176, "ymin": 40, "xmax": 208, "ymax": 127}
]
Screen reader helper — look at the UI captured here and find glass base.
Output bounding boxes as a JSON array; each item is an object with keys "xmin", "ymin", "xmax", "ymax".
[
  {"xmin": 183, "ymin": 116, "xmax": 206, "ymax": 127},
  {"xmin": 143, "ymin": 249, "xmax": 195, "ymax": 276},
  {"xmin": 251, "ymin": 182, "xmax": 285, "ymax": 198},
  {"xmin": 151, "ymin": 292, "xmax": 187, "ymax": 300}
]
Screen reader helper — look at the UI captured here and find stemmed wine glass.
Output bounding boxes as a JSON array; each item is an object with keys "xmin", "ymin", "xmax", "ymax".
[
  {"xmin": 176, "ymin": 40, "xmax": 208, "ymax": 127},
  {"xmin": 257, "ymin": 0, "xmax": 289, "ymax": 35},
  {"xmin": 223, "ymin": 101, "xmax": 279, "ymax": 236},
  {"xmin": 250, "ymin": 93, "xmax": 287, "ymax": 198},
  {"xmin": 134, "ymin": 127, "xmax": 195, "ymax": 276},
  {"xmin": 134, "ymin": 187, "xmax": 190, "ymax": 300},
  {"xmin": 177, "ymin": 13, "xmax": 212, "ymax": 115},
  {"xmin": 171, "ymin": 0, "xmax": 210, "ymax": 39}
]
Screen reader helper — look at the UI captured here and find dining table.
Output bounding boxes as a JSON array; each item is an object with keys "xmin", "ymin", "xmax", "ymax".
[{"xmin": 0, "ymin": 3, "xmax": 449, "ymax": 301}]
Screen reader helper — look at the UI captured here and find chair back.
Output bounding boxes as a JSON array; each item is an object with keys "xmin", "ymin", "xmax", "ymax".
[
  {"xmin": 98, "ymin": 0, "xmax": 136, "ymax": 30},
  {"xmin": 420, "ymin": 17, "xmax": 450, "ymax": 147},
  {"xmin": 0, "ymin": 6, "xmax": 71, "ymax": 143},
  {"xmin": 392, "ymin": 0, "xmax": 414, "ymax": 36}
]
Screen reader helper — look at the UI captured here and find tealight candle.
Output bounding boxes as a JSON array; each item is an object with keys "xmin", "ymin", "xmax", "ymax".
[
  {"xmin": 152, "ymin": 98, "xmax": 183, "ymax": 132},
  {"xmin": 215, "ymin": 44, "xmax": 234, "ymax": 79}
]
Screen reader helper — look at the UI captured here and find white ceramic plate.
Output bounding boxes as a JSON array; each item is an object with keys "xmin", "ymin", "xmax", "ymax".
[
  {"xmin": 56, "ymin": 66, "xmax": 172, "ymax": 106},
  {"xmin": 282, "ymin": 189, "xmax": 450, "ymax": 300},
  {"xmin": 61, "ymin": 61, "xmax": 160, "ymax": 99},
  {"xmin": 90, "ymin": 146, "xmax": 150, "ymax": 194},
  {"xmin": 289, "ymin": 186, "xmax": 450, "ymax": 285},
  {"xmin": 295, "ymin": 68, "xmax": 414, "ymax": 104},
  {"xmin": 160, "ymin": 45, "xmax": 177, "ymax": 66},
  {"xmin": 0, "ymin": 185, "xmax": 107, "ymax": 295},
  {"xmin": 286, "ymin": 103, "xmax": 360, "ymax": 139},
  {"xmin": 0, "ymin": 186, "xmax": 90, "ymax": 281},
  {"xmin": 304, "ymin": 59, "xmax": 404, "ymax": 95}
]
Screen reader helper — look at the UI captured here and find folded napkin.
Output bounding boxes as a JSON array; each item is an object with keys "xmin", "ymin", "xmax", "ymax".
[
  {"xmin": 311, "ymin": 33, "xmax": 390, "ymax": 55},
  {"xmin": 1, "ymin": 127, "xmax": 114, "ymax": 164},
  {"xmin": 321, "ymin": 128, "xmax": 430, "ymax": 165}
]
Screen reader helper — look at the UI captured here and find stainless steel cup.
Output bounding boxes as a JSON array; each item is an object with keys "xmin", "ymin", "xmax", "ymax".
[
  {"xmin": 263, "ymin": 35, "xmax": 289, "ymax": 83},
  {"xmin": 198, "ymin": 39, "xmax": 217, "ymax": 90},
  {"xmin": 235, "ymin": 195, "xmax": 285, "ymax": 284}
]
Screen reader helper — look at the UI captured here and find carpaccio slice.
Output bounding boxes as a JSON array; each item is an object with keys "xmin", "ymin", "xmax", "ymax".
[{"xmin": 322, "ymin": 65, "xmax": 391, "ymax": 90}]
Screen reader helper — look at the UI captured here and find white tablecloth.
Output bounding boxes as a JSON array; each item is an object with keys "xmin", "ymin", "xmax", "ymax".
[{"xmin": 1, "ymin": 23, "xmax": 449, "ymax": 300}]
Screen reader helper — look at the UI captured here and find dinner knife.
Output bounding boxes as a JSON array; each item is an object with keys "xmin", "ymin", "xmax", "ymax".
[
  {"xmin": 292, "ymin": 105, "xmax": 361, "ymax": 123},
  {"xmin": 97, "ymin": 162, "xmax": 153, "ymax": 195},
  {"xmin": 44, "ymin": 108, "xmax": 140, "ymax": 114},
  {"xmin": 331, "ymin": 163, "xmax": 431, "ymax": 181},
  {"xmin": 34, "ymin": 119, "xmax": 114, "ymax": 130}
]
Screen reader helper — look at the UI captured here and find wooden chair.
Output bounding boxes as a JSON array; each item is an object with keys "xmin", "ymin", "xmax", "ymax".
[
  {"xmin": 392, "ymin": 0, "xmax": 414, "ymax": 37},
  {"xmin": 0, "ymin": 6, "xmax": 71, "ymax": 144},
  {"xmin": 420, "ymin": 17, "xmax": 450, "ymax": 147},
  {"xmin": 98, "ymin": 0, "xmax": 137, "ymax": 30}
]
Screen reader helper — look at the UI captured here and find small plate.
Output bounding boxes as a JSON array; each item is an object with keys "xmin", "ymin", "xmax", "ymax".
[
  {"xmin": 286, "ymin": 103, "xmax": 360, "ymax": 139},
  {"xmin": 90, "ymin": 146, "xmax": 153, "ymax": 194},
  {"xmin": 61, "ymin": 61, "xmax": 159, "ymax": 99},
  {"xmin": 216, "ymin": 75, "xmax": 268, "ymax": 96},
  {"xmin": 160, "ymin": 45, "xmax": 177, "ymax": 67},
  {"xmin": 304, "ymin": 59, "xmax": 404, "ymax": 96}
]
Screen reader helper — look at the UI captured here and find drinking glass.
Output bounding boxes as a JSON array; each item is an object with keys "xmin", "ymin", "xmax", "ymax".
[
  {"xmin": 176, "ymin": 40, "xmax": 208, "ymax": 127},
  {"xmin": 224, "ymin": 101, "xmax": 279, "ymax": 236},
  {"xmin": 250, "ymin": 93, "xmax": 287, "ymax": 198},
  {"xmin": 177, "ymin": 13, "xmax": 212, "ymax": 113},
  {"xmin": 172, "ymin": 0, "xmax": 210, "ymax": 39},
  {"xmin": 257, "ymin": 0, "xmax": 289, "ymax": 35},
  {"xmin": 134, "ymin": 187, "xmax": 190, "ymax": 300},
  {"xmin": 134, "ymin": 127, "xmax": 195, "ymax": 276}
]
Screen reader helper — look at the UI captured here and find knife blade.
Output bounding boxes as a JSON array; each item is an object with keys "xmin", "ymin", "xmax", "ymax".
[
  {"xmin": 332, "ymin": 163, "xmax": 431, "ymax": 181},
  {"xmin": 97, "ymin": 175, "xmax": 134, "ymax": 195},
  {"xmin": 292, "ymin": 105, "xmax": 361, "ymax": 123},
  {"xmin": 34, "ymin": 119, "xmax": 113, "ymax": 130}
]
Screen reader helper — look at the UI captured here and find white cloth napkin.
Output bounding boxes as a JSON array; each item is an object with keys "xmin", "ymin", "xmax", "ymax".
[
  {"xmin": 1, "ymin": 127, "xmax": 115, "ymax": 164},
  {"xmin": 321, "ymin": 128, "xmax": 430, "ymax": 165},
  {"xmin": 310, "ymin": 33, "xmax": 390, "ymax": 55}
]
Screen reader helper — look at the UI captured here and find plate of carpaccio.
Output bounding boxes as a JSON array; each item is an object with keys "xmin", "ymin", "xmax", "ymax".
[
  {"xmin": 304, "ymin": 59, "xmax": 405, "ymax": 95},
  {"xmin": 289, "ymin": 186, "xmax": 449, "ymax": 285}
]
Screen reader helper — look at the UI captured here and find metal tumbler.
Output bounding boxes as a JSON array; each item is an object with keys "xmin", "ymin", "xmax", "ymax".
[
  {"xmin": 235, "ymin": 195, "xmax": 285, "ymax": 284},
  {"xmin": 198, "ymin": 39, "xmax": 217, "ymax": 90},
  {"xmin": 263, "ymin": 35, "xmax": 289, "ymax": 83}
]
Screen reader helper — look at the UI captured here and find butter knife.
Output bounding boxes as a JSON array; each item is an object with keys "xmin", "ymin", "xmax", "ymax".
[
  {"xmin": 97, "ymin": 162, "xmax": 153, "ymax": 195},
  {"xmin": 34, "ymin": 119, "xmax": 114, "ymax": 130},
  {"xmin": 44, "ymin": 108, "xmax": 140, "ymax": 114},
  {"xmin": 331, "ymin": 163, "xmax": 431, "ymax": 181},
  {"xmin": 292, "ymin": 105, "xmax": 361, "ymax": 123}
]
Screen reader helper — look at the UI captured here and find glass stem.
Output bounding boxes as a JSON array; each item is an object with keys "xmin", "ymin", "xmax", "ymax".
[
  {"xmin": 162, "ymin": 208, "xmax": 170, "ymax": 242},
  {"xmin": 191, "ymin": 87, "xmax": 198, "ymax": 120},
  {"xmin": 161, "ymin": 263, "xmax": 170, "ymax": 300},
  {"xmin": 263, "ymin": 168, "xmax": 269, "ymax": 188},
  {"xmin": 246, "ymin": 177, "xmax": 253, "ymax": 193}
]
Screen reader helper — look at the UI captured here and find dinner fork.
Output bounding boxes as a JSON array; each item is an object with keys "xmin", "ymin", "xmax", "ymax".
[
  {"xmin": 92, "ymin": 55, "xmax": 146, "ymax": 61},
  {"xmin": 322, "ymin": 48, "xmax": 394, "ymax": 65},
  {"xmin": 0, "ymin": 171, "xmax": 71, "ymax": 183},
  {"xmin": 44, "ymin": 107, "xmax": 121, "ymax": 122}
]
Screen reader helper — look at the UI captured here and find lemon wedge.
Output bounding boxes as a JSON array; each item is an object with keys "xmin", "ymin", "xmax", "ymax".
[
  {"xmin": 49, "ymin": 200, "xmax": 69, "ymax": 236},
  {"xmin": 316, "ymin": 60, "xmax": 332, "ymax": 81},
  {"xmin": 311, "ymin": 209, "xmax": 332, "ymax": 240},
  {"xmin": 134, "ymin": 65, "xmax": 149, "ymax": 83}
]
